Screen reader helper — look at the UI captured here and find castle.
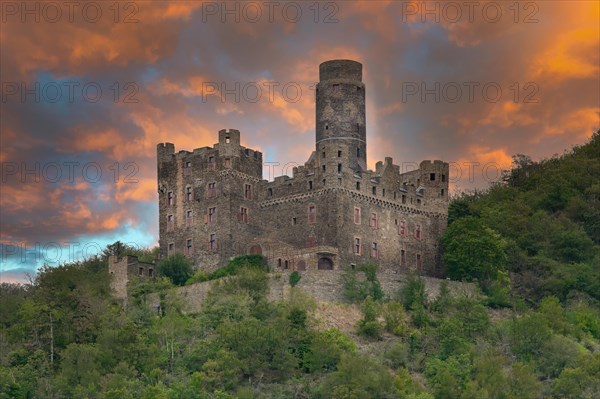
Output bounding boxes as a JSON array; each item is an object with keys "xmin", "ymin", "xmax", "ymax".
[{"xmin": 156, "ymin": 60, "xmax": 449, "ymax": 276}]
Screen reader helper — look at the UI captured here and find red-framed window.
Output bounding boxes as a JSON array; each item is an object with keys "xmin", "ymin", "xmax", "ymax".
[
  {"xmin": 399, "ymin": 220, "xmax": 406, "ymax": 236},
  {"xmin": 207, "ymin": 182, "xmax": 217, "ymax": 198},
  {"xmin": 354, "ymin": 207, "xmax": 361, "ymax": 224},
  {"xmin": 239, "ymin": 206, "xmax": 248, "ymax": 223},
  {"xmin": 185, "ymin": 210, "xmax": 193, "ymax": 227},
  {"xmin": 208, "ymin": 207, "xmax": 217, "ymax": 224},
  {"xmin": 415, "ymin": 224, "xmax": 422, "ymax": 240},
  {"xmin": 370, "ymin": 212, "xmax": 378, "ymax": 229},
  {"xmin": 371, "ymin": 242, "xmax": 379, "ymax": 259}
]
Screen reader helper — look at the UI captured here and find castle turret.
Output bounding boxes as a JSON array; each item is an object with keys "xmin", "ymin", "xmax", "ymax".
[{"xmin": 316, "ymin": 60, "xmax": 366, "ymax": 175}]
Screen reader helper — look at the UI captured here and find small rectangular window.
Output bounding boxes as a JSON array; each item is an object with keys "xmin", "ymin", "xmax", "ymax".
[
  {"xmin": 308, "ymin": 205, "xmax": 316, "ymax": 224},
  {"xmin": 209, "ymin": 233, "xmax": 217, "ymax": 251},
  {"xmin": 322, "ymin": 165, "xmax": 326, "ymax": 172},
  {"xmin": 442, "ymin": 174, "xmax": 446, "ymax": 182},
  {"xmin": 167, "ymin": 214, "xmax": 174, "ymax": 232},
  {"xmin": 354, "ymin": 207, "xmax": 361, "ymax": 224},
  {"xmin": 371, "ymin": 242, "xmax": 378, "ymax": 258},
  {"xmin": 184, "ymin": 161, "xmax": 192, "ymax": 176},
  {"xmin": 268, "ymin": 187, "xmax": 273, "ymax": 197},
  {"xmin": 354, "ymin": 237, "xmax": 362, "ymax": 255},
  {"xmin": 207, "ymin": 182, "xmax": 216, "ymax": 198},
  {"xmin": 186, "ymin": 239, "xmax": 193, "ymax": 255},
  {"xmin": 372, "ymin": 186, "xmax": 376, "ymax": 195},
  {"xmin": 370, "ymin": 212, "xmax": 378, "ymax": 229},
  {"xmin": 415, "ymin": 224, "xmax": 422, "ymax": 240},
  {"xmin": 430, "ymin": 173, "xmax": 435, "ymax": 181},
  {"xmin": 186, "ymin": 210, "xmax": 192, "ymax": 227},
  {"xmin": 208, "ymin": 156, "xmax": 216, "ymax": 171},
  {"xmin": 167, "ymin": 191, "xmax": 174, "ymax": 206},
  {"xmin": 337, "ymin": 164, "xmax": 342, "ymax": 173},
  {"xmin": 401, "ymin": 250, "xmax": 406, "ymax": 267},
  {"xmin": 399, "ymin": 221, "xmax": 406, "ymax": 236},
  {"xmin": 292, "ymin": 217, "xmax": 297, "ymax": 225},
  {"xmin": 225, "ymin": 158, "xmax": 231, "ymax": 168},
  {"xmin": 185, "ymin": 186, "xmax": 192, "ymax": 202},
  {"xmin": 309, "ymin": 181, "xmax": 313, "ymax": 190},
  {"xmin": 225, "ymin": 136, "xmax": 231, "ymax": 144},
  {"xmin": 416, "ymin": 253, "xmax": 422, "ymax": 269},
  {"xmin": 239, "ymin": 207, "xmax": 248, "ymax": 223},
  {"xmin": 138, "ymin": 267, "xmax": 144, "ymax": 276},
  {"xmin": 208, "ymin": 207, "xmax": 217, "ymax": 223},
  {"xmin": 338, "ymin": 150, "xmax": 342, "ymax": 157},
  {"xmin": 244, "ymin": 183, "xmax": 252, "ymax": 200}
]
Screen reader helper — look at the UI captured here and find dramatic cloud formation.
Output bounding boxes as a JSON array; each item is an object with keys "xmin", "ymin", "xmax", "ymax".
[{"xmin": 1, "ymin": 0, "xmax": 598, "ymax": 281}]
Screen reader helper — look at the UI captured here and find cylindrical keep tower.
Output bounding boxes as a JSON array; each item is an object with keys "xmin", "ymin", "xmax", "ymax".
[{"xmin": 316, "ymin": 60, "xmax": 366, "ymax": 173}]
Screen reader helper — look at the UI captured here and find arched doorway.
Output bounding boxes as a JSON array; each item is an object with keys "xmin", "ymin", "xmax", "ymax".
[
  {"xmin": 297, "ymin": 260, "xmax": 306, "ymax": 271},
  {"xmin": 317, "ymin": 257, "xmax": 333, "ymax": 270},
  {"xmin": 248, "ymin": 245, "xmax": 262, "ymax": 255}
]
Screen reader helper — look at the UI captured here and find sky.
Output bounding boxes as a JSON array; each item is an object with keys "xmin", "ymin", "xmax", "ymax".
[{"xmin": 1, "ymin": 1, "xmax": 599, "ymax": 283}]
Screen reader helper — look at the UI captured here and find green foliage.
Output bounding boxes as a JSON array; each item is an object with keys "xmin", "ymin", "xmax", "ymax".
[
  {"xmin": 207, "ymin": 255, "xmax": 268, "ymax": 280},
  {"xmin": 289, "ymin": 271, "xmax": 301, "ymax": 287},
  {"xmin": 342, "ymin": 263, "xmax": 384, "ymax": 302},
  {"xmin": 446, "ymin": 131, "xmax": 600, "ymax": 302},
  {"xmin": 186, "ymin": 269, "xmax": 209, "ymax": 285},
  {"xmin": 319, "ymin": 354, "xmax": 398, "ymax": 399},
  {"xmin": 303, "ymin": 329, "xmax": 355, "ymax": 373},
  {"xmin": 357, "ymin": 296, "xmax": 383, "ymax": 339},
  {"xmin": 509, "ymin": 313, "xmax": 553, "ymax": 360},
  {"xmin": 441, "ymin": 216, "xmax": 508, "ymax": 285},
  {"xmin": 383, "ymin": 301, "xmax": 408, "ymax": 336},
  {"xmin": 158, "ymin": 253, "xmax": 193, "ymax": 286},
  {"xmin": 400, "ymin": 273, "xmax": 426, "ymax": 310}
]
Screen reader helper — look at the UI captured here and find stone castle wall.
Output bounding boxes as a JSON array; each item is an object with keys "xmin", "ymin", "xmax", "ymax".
[{"xmin": 147, "ymin": 270, "xmax": 474, "ymax": 314}]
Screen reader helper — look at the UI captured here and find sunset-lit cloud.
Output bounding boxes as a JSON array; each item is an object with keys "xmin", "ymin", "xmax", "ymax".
[{"xmin": 1, "ymin": 0, "xmax": 598, "ymax": 282}]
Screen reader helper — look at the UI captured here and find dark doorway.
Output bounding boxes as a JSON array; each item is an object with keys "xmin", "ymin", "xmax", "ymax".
[
  {"xmin": 297, "ymin": 260, "xmax": 306, "ymax": 271},
  {"xmin": 317, "ymin": 257, "xmax": 333, "ymax": 270}
]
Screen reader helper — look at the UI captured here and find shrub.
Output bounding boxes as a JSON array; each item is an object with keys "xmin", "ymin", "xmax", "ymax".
[
  {"xmin": 383, "ymin": 301, "xmax": 408, "ymax": 336},
  {"xmin": 186, "ymin": 269, "xmax": 209, "ymax": 285},
  {"xmin": 289, "ymin": 271, "xmax": 301, "ymax": 287},
  {"xmin": 208, "ymin": 255, "xmax": 268, "ymax": 280},
  {"xmin": 357, "ymin": 296, "xmax": 383, "ymax": 339},
  {"xmin": 401, "ymin": 273, "xmax": 426, "ymax": 310},
  {"xmin": 158, "ymin": 253, "xmax": 193, "ymax": 286},
  {"xmin": 342, "ymin": 263, "xmax": 384, "ymax": 303}
]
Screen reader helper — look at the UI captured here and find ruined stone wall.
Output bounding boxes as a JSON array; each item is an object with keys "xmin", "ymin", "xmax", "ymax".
[{"xmin": 147, "ymin": 270, "xmax": 475, "ymax": 314}]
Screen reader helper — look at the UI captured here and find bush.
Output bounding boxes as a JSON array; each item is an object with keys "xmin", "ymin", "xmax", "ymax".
[
  {"xmin": 208, "ymin": 255, "xmax": 268, "ymax": 280},
  {"xmin": 357, "ymin": 296, "xmax": 383, "ymax": 339},
  {"xmin": 289, "ymin": 271, "xmax": 301, "ymax": 287},
  {"xmin": 186, "ymin": 270, "xmax": 209, "ymax": 285},
  {"xmin": 158, "ymin": 253, "xmax": 193, "ymax": 286},
  {"xmin": 383, "ymin": 301, "xmax": 408, "ymax": 336},
  {"xmin": 342, "ymin": 263, "xmax": 384, "ymax": 303},
  {"xmin": 400, "ymin": 273, "xmax": 426, "ymax": 310}
]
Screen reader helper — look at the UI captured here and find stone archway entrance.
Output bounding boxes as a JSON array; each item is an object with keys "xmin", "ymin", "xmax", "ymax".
[
  {"xmin": 248, "ymin": 245, "xmax": 262, "ymax": 255},
  {"xmin": 317, "ymin": 257, "xmax": 333, "ymax": 270}
]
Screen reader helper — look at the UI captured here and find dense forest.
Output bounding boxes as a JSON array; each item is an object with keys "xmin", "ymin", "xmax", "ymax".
[{"xmin": 1, "ymin": 131, "xmax": 599, "ymax": 398}]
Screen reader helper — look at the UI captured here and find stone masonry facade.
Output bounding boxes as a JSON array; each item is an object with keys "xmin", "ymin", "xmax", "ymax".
[{"xmin": 156, "ymin": 60, "xmax": 450, "ymax": 277}]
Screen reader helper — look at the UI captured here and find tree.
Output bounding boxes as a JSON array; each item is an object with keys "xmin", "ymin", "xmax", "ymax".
[
  {"xmin": 158, "ymin": 253, "xmax": 193, "ymax": 286},
  {"xmin": 441, "ymin": 216, "xmax": 507, "ymax": 287}
]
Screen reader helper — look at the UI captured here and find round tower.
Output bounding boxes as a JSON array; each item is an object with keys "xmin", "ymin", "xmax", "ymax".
[{"xmin": 316, "ymin": 60, "xmax": 366, "ymax": 174}]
